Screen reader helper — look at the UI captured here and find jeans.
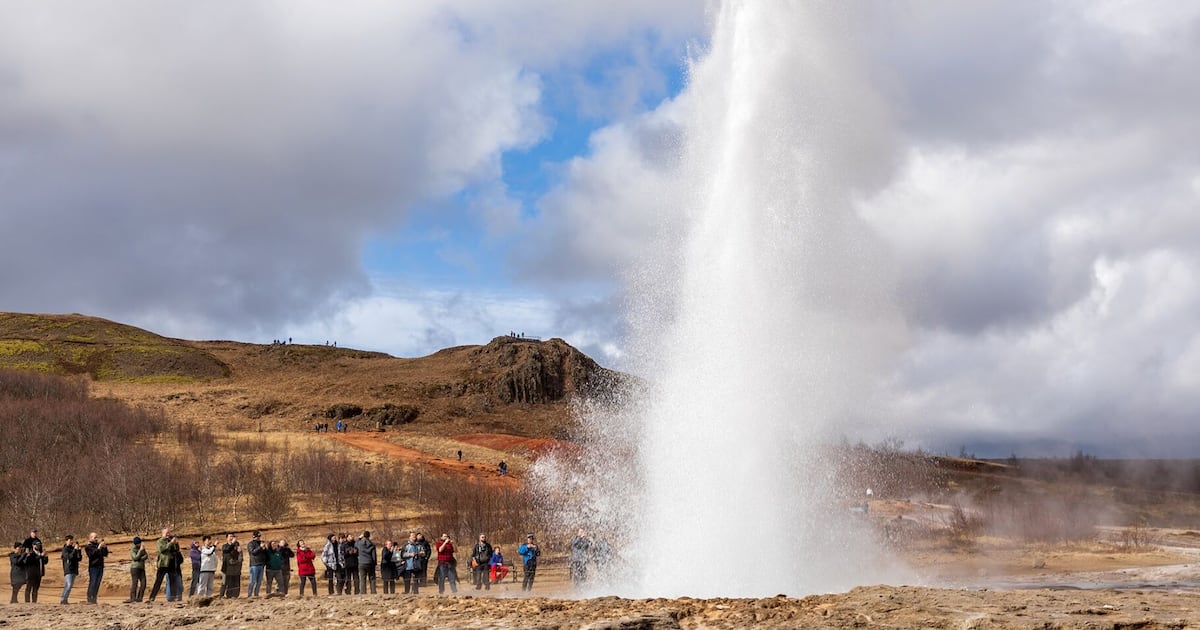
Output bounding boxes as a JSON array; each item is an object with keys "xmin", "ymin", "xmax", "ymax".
[
  {"xmin": 521, "ymin": 562, "xmax": 537, "ymax": 591},
  {"xmin": 248, "ymin": 565, "xmax": 264, "ymax": 596},
  {"xmin": 434, "ymin": 562, "xmax": 457, "ymax": 593},
  {"xmin": 298, "ymin": 575, "xmax": 317, "ymax": 596},
  {"xmin": 87, "ymin": 566, "xmax": 104, "ymax": 603},
  {"xmin": 61, "ymin": 572, "xmax": 77, "ymax": 603}
]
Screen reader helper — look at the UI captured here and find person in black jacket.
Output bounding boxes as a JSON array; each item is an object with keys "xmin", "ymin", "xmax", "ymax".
[
  {"xmin": 379, "ymin": 539, "xmax": 396, "ymax": 594},
  {"xmin": 84, "ymin": 532, "xmax": 109, "ymax": 604},
  {"xmin": 60, "ymin": 534, "xmax": 83, "ymax": 605},
  {"xmin": 221, "ymin": 533, "xmax": 243, "ymax": 598},
  {"xmin": 470, "ymin": 534, "xmax": 493, "ymax": 591},
  {"xmin": 246, "ymin": 530, "xmax": 266, "ymax": 597},
  {"xmin": 23, "ymin": 541, "xmax": 49, "ymax": 602},
  {"xmin": 9, "ymin": 542, "xmax": 28, "ymax": 604},
  {"xmin": 340, "ymin": 534, "xmax": 359, "ymax": 594}
]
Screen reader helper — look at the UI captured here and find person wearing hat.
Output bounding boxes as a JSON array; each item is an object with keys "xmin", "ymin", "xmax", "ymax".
[
  {"xmin": 60, "ymin": 534, "xmax": 83, "ymax": 604},
  {"xmin": 246, "ymin": 530, "xmax": 266, "ymax": 597},
  {"xmin": 517, "ymin": 533, "xmax": 540, "ymax": 592},
  {"xmin": 9, "ymin": 541, "xmax": 28, "ymax": 604},
  {"xmin": 127, "ymin": 537, "xmax": 148, "ymax": 603}
]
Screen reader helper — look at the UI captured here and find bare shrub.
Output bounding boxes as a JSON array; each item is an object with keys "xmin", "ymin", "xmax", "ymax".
[
  {"xmin": 249, "ymin": 455, "xmax": 294, "ymax": 525},
  {"xmin": 1118, "ymin": 521, "xmax": 1157, "ymax": 550}
]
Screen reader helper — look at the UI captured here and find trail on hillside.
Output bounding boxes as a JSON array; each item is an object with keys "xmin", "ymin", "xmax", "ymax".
[{"xmin": 328, "ymin": 432, "xmax": 520, "ymax": 488}]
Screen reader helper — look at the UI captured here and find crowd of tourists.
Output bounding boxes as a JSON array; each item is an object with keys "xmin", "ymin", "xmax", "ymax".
[{"xmin": 8, "ymin": 527, "xmax": 556, "ymax": 604}]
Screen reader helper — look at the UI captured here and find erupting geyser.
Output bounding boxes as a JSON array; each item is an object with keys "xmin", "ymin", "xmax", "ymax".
[{"xmin": 535, "ymin": 1, "xmax": 906, "ymax": 597}]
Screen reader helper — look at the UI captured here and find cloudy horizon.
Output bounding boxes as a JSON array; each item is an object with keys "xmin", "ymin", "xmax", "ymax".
[{"xmin": 2, "ymin": 1, "xmax": 1198, "ymax": 457}]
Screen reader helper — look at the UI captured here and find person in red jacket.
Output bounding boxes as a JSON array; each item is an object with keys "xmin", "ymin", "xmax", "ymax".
[
  {"xmin": 295, "ymin": 540, "xmax": 317, "ymax": 597},
  {"xmin": 433, "ymin": 533, "xmax": 458, "ymax": 593}
]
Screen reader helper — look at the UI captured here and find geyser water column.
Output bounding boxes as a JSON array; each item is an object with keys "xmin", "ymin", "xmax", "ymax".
[{"xmin": 622, "ymin": 2, "xmax": 900, "ymax": 597}]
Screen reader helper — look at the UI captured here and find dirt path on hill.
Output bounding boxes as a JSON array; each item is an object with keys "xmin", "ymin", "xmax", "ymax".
[{"xmin": 327, "ymin": 432, "xmax": 520, "ymax": 487}]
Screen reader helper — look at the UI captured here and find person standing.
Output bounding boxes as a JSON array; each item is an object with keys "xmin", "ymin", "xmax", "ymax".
[
  {"xmin": 9, "ymin": 542, "xmax": 27, "ymax": 604},
  {"xmin": 340, "ymin": 534, "xmax": 360, "ymax": 594},
  {"xmin": 570, "ymin": 528, "xmax": 592, "ymax": 586},
  {"xmin": 355, "ymin": 531, "xmax": 377, "ymax": 595},
  {"xmin": 320, "ymin": 534, "xmax": 340, "ymax": 595},
  {"xmin": 221, "ymin": 533, "xmax": 243, "ymax": 598},
  {"xmin": 399, "ymin": 533, "xmax": 422, "ymax": 595},
  {"xmin": 470, "ymin": 534, "xmax": 493, "ymax": 591},
  {"xmin": 415, "ymin": 533, "xmax": 431, "ymax": 588},
  {"xmin": 264, "ymin": 540, "xmax": 282, "ymax": 595},
  {"xmin": 84, "ymin": 533, "xmax": 108, "ymax": 604},
  {"xmin": 434, "ymin": 533, "xmax": 458, "ymax": 594},
  {"xmin": 197, "ymin": 536, "xmax": 217, "ymax": 597},
  {"xmin": 126, "ymin": 537, "xmax": 148, "ymax": 603},
  {"xmin": 23, "ymin": 529, "xmax": 42, "ymax": 551},
  {"xmin": 518, "ymin": 533, "xmax": 540, "ymax": 592},
  {"xmin": 278, "ymin": 539, "xmax": 295, "ymax": 595},
  {"xmin": 295, "ymin": 540, "xmax": 317, "ymax": 597},
  {"xmin": 187, "ymin": 540, "xmax": 201, "ymax": 598},
  {"xmin": 148, "ymin": 529, "xmax": 178, "ymax": 602},
  {"xmin": 22, "ymin": 541, "xmax": 47, "ymax": 602},
  {"xmin": 379, "ymin": 539, "xmax": 396, "ymax": 594},
  {"xmin": 246, "ymin": 530, "xmax": 266, "ymax": 597},
  {"xmin": 170, "ymin": 541, "xmax": 185, "ymax": 601},
  {"xmin": 60, "ymin": 535, "xmax": 83, "ymax": 604}
]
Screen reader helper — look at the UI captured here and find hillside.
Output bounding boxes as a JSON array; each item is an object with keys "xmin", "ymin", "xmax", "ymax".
[
  {"xmin": 1, "ymin": 312, "xmax": 622, "ymax": 438},
  {"xmin": 0, "ymin": 312, "xmax": 229, "ymax": 381}
]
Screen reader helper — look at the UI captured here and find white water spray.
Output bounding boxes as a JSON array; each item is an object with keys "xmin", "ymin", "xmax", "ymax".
[{"xmin": 537, "ymin": 1, "xmax": 907, "ymax": 598}]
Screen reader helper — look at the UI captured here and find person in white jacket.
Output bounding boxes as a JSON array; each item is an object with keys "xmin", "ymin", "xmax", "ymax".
[{"xmin": 197, "ymin": 536, "xmax": 219, "ymax": 596}]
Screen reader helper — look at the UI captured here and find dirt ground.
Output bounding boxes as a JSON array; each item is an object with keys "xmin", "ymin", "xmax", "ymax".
[
  {"xmin": 1, "ymin": 584, "xmax": 1198, "ymax": 629},
  {"xmin": 4, "ymin": 551, "xmax": 1200, "ymax": 629}
]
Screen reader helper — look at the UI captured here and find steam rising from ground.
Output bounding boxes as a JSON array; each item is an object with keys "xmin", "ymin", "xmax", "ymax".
[{"xmin": 534, "ymin": 2, "xmax": 910, "ymax": 597}]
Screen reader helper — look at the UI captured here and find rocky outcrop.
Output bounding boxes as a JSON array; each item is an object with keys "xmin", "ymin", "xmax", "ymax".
[{"xmin": 470, "ymin": 337, "xmax": 621, "ymax": 405}]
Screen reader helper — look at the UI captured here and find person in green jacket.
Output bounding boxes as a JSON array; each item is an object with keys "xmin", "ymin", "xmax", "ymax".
[
  {"xmin": 265, "ymin": 540, "xmax": 284, "ymax": 596},
  {"xmin": 126, "ymin": 537, "xmax": 148, "ymax": 603},
  {"xmin": 148, "ymin": 528, "xmax": 181, "ymax": 602}
]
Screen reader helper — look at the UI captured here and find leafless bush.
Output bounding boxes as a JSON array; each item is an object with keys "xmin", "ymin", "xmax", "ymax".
[
  {"xmin": 0, "ymin": 368, "xmax": 88, "ymax": 401},
  {"xmin": 945, "ymin": 501, "xmax": 984, "ymax": 544},
  {"xmin": 1118, "ymin": 521, "xmax": 1157, "ymax": 550},
  {"xmin": 249, "ymin": 454, "xmax": 294, "ymax": 524},
  {"xmin": 982, "ymin": 490, "xmax": 1098, "ymax": 543}
]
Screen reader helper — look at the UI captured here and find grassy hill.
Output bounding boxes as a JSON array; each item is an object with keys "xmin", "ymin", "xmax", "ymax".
[
  {"xmin": 1, "ymin": 312, "xmax": 621, "ymax": 438},
  {"xmin": 0, "ymin": 312, "xmax": 229, "ymax": 382}
]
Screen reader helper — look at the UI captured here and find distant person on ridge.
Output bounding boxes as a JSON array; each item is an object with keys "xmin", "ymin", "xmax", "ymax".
[
  {"xmin": 518, "ymin": 533, "xmax": 540, "ymax": 592},
  {"xmin": 84, "ymin": 532, "xmax": 108, "ymax": 604},
  {"xmin": 60, "ymin": 534, "xmax": 83, "ymax": 605},
  {"xmin": 126, "ymin": 536, "xmax": 148, "ymax": 603},
  {"xmin": 470, "ymin": 533, "xmax": 493, "ymax": 590}
]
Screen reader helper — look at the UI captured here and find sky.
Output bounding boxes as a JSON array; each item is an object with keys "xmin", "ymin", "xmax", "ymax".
[{"xmin": 1, "ymin": 1, "xmax": 1198, "ymax": 456}]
